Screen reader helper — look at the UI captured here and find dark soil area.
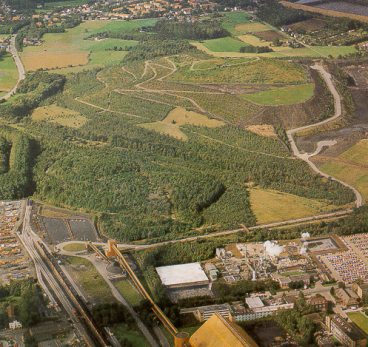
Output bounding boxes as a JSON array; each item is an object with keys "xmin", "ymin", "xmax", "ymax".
[{"xmin": 296, "ymin": 62, "xmax": 368, "ymax": 156}]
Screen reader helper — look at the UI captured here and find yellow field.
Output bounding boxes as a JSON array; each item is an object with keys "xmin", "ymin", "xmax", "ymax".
[
  {"xmin": 235, "ymin": 22, "xmax": 270, "ymax": 33},
  {"xmin": 31, "ymin": 105, "xmax": 87, "ymax": 128},
  {"xmin": 63, "ymin": 243, "xmax": 86, "ymax": 252},
  {"xmin": 250, "ymin": 187, "xmax": 339, "ymax": 224},
  {"xmin": 246, "ymin": 124, "xmax": 277, "ymax": 137},
  {"xmin": 21, "ymin": 51, "xmax": 88, "ymax": 71},
  {"xmin": 320, "ymin": 139, "xmax": 368, "ymax": 201},
  {"xmin": 140, "ymin": 107, "xmax": 224, "ymax": 140},
  {"xmin": 238, "ymin": 34, "xmax": 271, "ymax": 47}
]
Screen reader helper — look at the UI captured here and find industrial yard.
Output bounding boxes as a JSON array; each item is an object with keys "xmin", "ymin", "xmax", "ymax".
[{"xmin": 0, "ymin": 200, "xmax": 33, "ymax": 284}]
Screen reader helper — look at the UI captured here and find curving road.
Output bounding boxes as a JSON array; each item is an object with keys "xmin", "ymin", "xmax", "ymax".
[
  {"xmin": 287, "ymin": 63, "xmax": 363, "ymax": 208},
  {"xmin": 0, "ymin": 34, "xmax": 25, "ymax": 101}
]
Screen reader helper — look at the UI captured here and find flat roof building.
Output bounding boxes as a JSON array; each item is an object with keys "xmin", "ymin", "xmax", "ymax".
[
  {"xmin": 326, "ymin": 314, "xmax": 367, "ymax": 347},
  {"xmin": 156, "ymin": 262, "xmax": 209, "ymax": 289}
]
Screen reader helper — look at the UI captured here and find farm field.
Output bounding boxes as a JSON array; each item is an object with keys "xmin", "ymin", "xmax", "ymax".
[
  {"xmin": 320, "ymin": 140, "xmax": 368, "ymax": 201},
  {"xmin": 242, "ymin": 83, "xmax": 314, "ymax": 106},
  {"xmin": 347, "ymin": 312, "xmax": 368, "ymax": 334},
  {"xmin": 249, "ymin": 187, "xmax": 340, "ymax": 224},
  {"xmin": 201, "ymin": 37, "xmax": 246, "ymax": 52},
  {"xmin": 192, "ymin": 11, "xmax": 357, "ymax": 58},
  {"xmin": 20, "ymin": 19, "xmax": 157, "ymax": 71},
  {"xmin": 193, "ymin": 41, "xmax": 356, "ymax": 58},
  {"xmin": 31, "ymin": 105, "xmax": 87, "ymax": 128},
  {"xmin": 0, "ymin": 53, "xmax": 18, "ymax": 96}
]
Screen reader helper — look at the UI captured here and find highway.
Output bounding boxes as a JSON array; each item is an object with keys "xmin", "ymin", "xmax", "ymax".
[
  {"xmin": 18, "ymin": 205, "xmax": 97, "ymax": 347},
  {"xmin": 0, "ymin": 34, "xmax": 26, "ymax": 101}
]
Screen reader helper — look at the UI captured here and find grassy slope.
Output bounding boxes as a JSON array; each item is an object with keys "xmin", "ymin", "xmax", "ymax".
[
  {"xmin": 249, "ymin": 187, "xmax": 340, "ymax": 224},
  {"xmin": 202, "ymin": 36, "xmax": 246, "ymax": 52},
  {"xmin": 320, "ymin": 139, "xmax": 368, "ymax": 201},
  {"xmin": 0, "ymin": 53, "xmax": 18, "ymax": 96},
  {"xmin": 241, "ymin": 83, "xmax": 314, "ymax": 105},
  {"xmin": 111, "ymin": 323, "xmax": 150, "ymax": 347}
]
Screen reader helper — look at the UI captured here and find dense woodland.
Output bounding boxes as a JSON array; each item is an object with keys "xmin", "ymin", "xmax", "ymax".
[
  {"xmin": 154, "ymin": 20, "xmax": 229, "ymax": 40},
  {"xmin": 1, "ymin": 72, "xmax": 65, "ymax": 120}
]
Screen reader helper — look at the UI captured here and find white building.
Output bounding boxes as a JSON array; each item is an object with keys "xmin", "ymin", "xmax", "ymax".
[{"xmin": 9, "ymin": 320, "xmax": 22, "ymax": 329}]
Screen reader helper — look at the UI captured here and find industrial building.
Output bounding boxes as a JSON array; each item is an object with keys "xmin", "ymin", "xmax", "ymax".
[
  {"xmin": 156, "ymin": 262, "xmax": 209, "ymax": 289},
  {"xmin": 326, "ymin": 314, "xmax": 367, "ymax": 347}
]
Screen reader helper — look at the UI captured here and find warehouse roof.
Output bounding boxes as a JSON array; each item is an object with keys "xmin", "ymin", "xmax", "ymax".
[{"xmin": 156, "ymin": 262, "xmax": 209, "ymax": 286}]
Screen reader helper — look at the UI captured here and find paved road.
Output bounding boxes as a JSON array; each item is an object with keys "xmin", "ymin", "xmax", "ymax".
[
  {"xmin": 0, "ymin": 34, "xmax": 25, "ymax": 101},
  {"xmin": 19, "ymin": 206, "xmax": 95, "ymax": 347},
  {"xmin": 87, "ymin": 255, "xmax": 160, "ymax": 347},
  {"xmin": 287, "ymin": 63, "xmax": 363, "ymax": 208}
]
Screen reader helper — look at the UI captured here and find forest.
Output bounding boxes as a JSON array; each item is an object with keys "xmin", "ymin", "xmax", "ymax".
[
  {"xmin": 154, "ymin": 20, "xmax": 229, "ymax": 40},
  {"xmin": 0, "ymin": 128, "xmax": 35, "ymax": 200},
  {"xmin": 1, "ymin": 72, "xmax": 65, "ymax": 120}
]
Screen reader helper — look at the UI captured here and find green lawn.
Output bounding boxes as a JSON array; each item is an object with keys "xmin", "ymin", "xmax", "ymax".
[
  {"xmin": 221, "ymin": 11, "xmax": 251, "ymax": 34},
  {"xmin": 202, "ymin": 37, "xmax": 245, "ymax": 52},
  {"xmin": 115, "ymin": 280, "xmax": 143, "ymax": 307},
  {"xmin": 0, "ymin": 53, "xmax": 18, "ymax": 96},
  {"xmin": 347, "ymin": 312, "xmax": 368, "ymax": 334},
  {"xmin": 111, "ymin": 323, "xmax": 150, "ymax": 347},
  {"xmin": 87, "ymin": 19, "xmax": 157, "ymax": 35},
  {"xmin": 241, "ymin": 83, "xmax": 314, "ymax": 105}
]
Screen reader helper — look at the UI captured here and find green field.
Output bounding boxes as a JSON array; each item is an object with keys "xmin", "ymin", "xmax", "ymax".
[
  {"xmin": 0, "ymin": 53, "xmax": 18, "ymax": 96},
  {"xmin": 202, "ymin": 37, "xmax": 246, "ymax": 52},
  {"xmin": 20, "ymin": 19, "xmax": 156, "ymax": 72},
  {"xmin": 320, "ymin": 139, "xmax": 368, "ymax": 201},
  {"xmin": 347, "ymin": 312, "xmax": 368, "ymax": 334},
  {"xmin": 115, "ymin": 280, "xmax": 143, "ymax": 307},
  {"xmin": 249, "ymin": 187, "xmax": 340, "ymax": 224},
  {"xmin": 112, "ymin": 323, "xmax": 150, "ymax": 347},
  {"xmin": 242, "ymin": 83, "xmax": 314, "ymax": 105},
  {"xmin": 221, "ymin": 11, "xmax": 252, "ymax": 34}
]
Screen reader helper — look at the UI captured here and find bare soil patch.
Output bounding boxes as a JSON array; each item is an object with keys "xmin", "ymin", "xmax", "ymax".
[
  {"xmin": 246, "ymin": 124, "xmax": 277, "ymax": 137},
  {"xmin": 253, "ymin": 30, "xmax": 284, "ymax": 41},
  {"xmin": 287, "ymin": 18, "xmax": 327, "ymax": 33}
]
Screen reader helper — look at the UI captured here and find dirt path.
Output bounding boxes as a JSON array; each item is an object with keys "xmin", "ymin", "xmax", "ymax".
[{"xmin": 287, "ymin": 63, "xmax": 363, "ymax": 207}]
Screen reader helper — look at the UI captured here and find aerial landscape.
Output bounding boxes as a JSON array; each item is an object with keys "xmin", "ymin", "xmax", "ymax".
[{"xmin": 1, "ymin": 0, "xmax": 368, "ymax": 346}]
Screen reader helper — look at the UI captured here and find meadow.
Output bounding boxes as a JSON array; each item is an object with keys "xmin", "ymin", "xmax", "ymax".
[
  {"xmin": 20, "ymin": 19, "xmax": 157, "ymax": 71},
  {"xmin": 31, "ymin": 104, "xmax": 87, "ymax": 128},
  {"xmin": 193, "ymin": 11, "xmax": 357, "ymax": 58},
  {"xmin": 249, "ymin": 187, "xmax": 340, "ymax": 224},
  {"xmin": 242, "ymin": 83, "xmax": 314, "ymax": 106},
  {"xmin": 320, "ymin": 139, "xmax": 368, "ymax": 201},
  {"xmin": 0, "ymin": 53, "xmax": 18, "ymax": 96}
]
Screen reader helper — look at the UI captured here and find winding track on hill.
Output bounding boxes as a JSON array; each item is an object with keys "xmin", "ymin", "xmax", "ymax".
[
  {"xmin": 286, "ymin": 63, "xmax": 363, "ymax": 208},
  {"xmin": 76, "ymin": 57, "xmax": 363, "ymax": 209}
]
